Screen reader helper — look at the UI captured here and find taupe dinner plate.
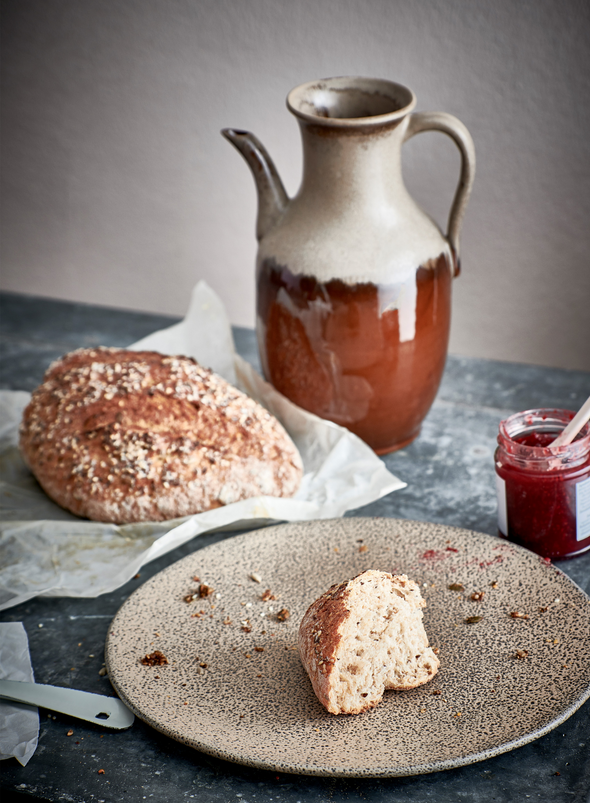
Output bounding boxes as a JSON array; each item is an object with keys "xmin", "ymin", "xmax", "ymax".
[{"xmin": 105, "ymin": 518, "xmax": 590, "ymax": 777}]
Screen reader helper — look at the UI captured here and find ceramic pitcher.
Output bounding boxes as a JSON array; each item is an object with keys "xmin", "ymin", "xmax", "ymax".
[{"xmin": 223, "ymin": 76, "xmax": 475, "ymax": 453}]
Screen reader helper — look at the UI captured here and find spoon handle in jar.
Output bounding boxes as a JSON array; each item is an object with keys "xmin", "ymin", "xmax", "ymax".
[
  {"xmin": 551, "ymin": 394, "xmax": 590, "ymax": 448},
  {"xmin": 0, "ymin": 679, "xmax": 135, "ymax": 729}
]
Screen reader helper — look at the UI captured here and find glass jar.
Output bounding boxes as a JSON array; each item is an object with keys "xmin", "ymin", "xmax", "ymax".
[{"xmin": 495, "ymin": 408, "xmax": 590, "ymax": 559}]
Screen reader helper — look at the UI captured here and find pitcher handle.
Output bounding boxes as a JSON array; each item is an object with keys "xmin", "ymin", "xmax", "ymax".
[{"xmin": 404, "ymin": 111, "xmax": 476, "ymax": 267}]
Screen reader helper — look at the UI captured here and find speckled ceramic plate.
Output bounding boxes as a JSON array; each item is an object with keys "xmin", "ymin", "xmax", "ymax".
[{"xmin": 105, "ymin": 518, "xmax": 590, "ymax": 777}]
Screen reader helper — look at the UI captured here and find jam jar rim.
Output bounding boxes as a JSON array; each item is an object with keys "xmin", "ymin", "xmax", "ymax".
[{"xmin": 497, "ymin": 407, "xmax": 590, "ymax": 471}]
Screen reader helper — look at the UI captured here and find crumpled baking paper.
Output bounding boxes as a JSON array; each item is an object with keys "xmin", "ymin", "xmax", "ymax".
[
  {"xmin": 0, "ymin": 622, "xmax": 39, "ymax": 766},
  {"xmin": 0, "ymin": 281, "xmax": 405, "ymax": 611}
]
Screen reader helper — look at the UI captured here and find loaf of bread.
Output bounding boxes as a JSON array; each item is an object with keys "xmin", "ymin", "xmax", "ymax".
[
  {"xmin": 19, "ymin": 347, "xmax": 303, "ymax": 523},
  {"xmin": 299, "ymin": 569, "xmax": 439, "ymax": 714}
]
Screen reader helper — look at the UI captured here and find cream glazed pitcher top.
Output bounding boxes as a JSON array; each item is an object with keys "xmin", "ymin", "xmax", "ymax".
[{"xmin": 223, "ymin": 76, "xmax": 476, "ymax": 454}]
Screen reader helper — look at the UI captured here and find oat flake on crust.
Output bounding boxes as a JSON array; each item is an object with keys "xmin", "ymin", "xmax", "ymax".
[{"xmin": 19, "ymin": 347, "xmax": 303, "ymax": 523}]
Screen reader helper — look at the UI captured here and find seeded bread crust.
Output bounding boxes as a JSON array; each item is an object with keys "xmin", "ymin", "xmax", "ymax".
[
  {"xmin": 19, "ymin": 347, "xmax": 303, "ymax": 523},
  {"xmin": 299, "ymin": 569, "xmax": 439, "ymax": 714}
]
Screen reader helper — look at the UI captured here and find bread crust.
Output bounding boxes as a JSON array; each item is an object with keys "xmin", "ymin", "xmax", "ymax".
[
  {"xmin": 19, "ymin": 347, "xmax": 303, "ymax": 523},
  {"xmin": 299, "ymin": 569, "xmax": 439, "ymax": 714}
]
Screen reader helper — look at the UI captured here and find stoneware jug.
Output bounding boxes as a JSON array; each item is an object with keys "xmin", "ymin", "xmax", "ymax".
[{"xmin": 223, "ymin": 76, "xmax": 475, "ymax": 454}]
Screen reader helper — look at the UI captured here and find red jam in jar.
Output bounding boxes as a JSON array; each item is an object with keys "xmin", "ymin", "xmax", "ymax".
[{"xmin": 495, "ymin": 409, "xmax": 590, "ymax": 559}]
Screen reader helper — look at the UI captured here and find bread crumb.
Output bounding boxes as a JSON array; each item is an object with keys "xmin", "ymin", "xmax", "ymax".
[{"xmin": 140, "ymin": 650, "xmax": 168, "ymax": 666}]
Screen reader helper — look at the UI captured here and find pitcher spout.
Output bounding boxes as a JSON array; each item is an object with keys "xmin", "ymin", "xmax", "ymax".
[{"xmin": 221, "ymin": 129, "xmax": 289, "ymax": 241}]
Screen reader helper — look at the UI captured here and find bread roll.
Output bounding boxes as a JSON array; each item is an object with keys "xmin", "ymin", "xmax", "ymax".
[
  {"xmin": 19, "ymin": 347, "xmax": 303, "ymax": 523},
  {"xmin": 299, "ymin": 569, "xmax": 439, "ymax": 714}
]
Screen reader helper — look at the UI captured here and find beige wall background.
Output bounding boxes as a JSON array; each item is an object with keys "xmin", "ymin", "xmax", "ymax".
[{"xmin": 2, "ymin": 0, "xmax": 589, "ymax": 370}]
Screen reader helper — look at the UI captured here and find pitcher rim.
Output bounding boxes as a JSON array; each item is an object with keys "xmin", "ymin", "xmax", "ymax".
[{"xmin": 287, "ymin": 76, "xmax": 416, "ymax": 128}]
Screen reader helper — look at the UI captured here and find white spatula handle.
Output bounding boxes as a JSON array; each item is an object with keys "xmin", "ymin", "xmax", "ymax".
[{"xmin": 0, "ymin": 679, "xmax": 134, "ymax": 730}]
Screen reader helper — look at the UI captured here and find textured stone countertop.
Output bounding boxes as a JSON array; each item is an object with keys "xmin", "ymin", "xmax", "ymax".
[{"xmin": 1, "ymin": 291, "xmax": 589, "ymax": 803}]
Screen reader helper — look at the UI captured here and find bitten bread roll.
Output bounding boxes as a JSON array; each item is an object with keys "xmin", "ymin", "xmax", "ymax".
[
  {"xmin": 19, "ymin": 347, "xmax": 303, "ymax": 523},
  {"xmin": 299, "ymin": 569, "xmax": 439, "ymax": 714}
]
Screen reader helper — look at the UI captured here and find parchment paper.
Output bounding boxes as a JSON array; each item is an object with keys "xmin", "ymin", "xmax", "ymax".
[
  {"xmin": 0, "ymin": 623, "xmax": 39, "ymax": 766},
  {"xmin": 0, "ymin": 282, "xmax": 405, "ymax": 611}
]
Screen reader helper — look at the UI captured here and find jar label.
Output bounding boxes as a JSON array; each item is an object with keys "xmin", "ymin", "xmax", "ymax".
[
  {"xmin": 576, "ymin": 476, "xmax": 590, "ymax": 542},
  {"xmin": 496, "ymin": 474, "xmax": 508, "ymax": 536}
]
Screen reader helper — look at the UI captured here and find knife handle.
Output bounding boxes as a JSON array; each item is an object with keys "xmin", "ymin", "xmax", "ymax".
[{"xmin": 0, "ymin": 679, "xmax": 134, "ymax": 730}]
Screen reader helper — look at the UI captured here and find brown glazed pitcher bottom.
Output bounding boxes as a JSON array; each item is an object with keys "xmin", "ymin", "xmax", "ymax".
[{"xmin": 257, "ymin": 252, "xmax": 453, "ymax": 454}]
